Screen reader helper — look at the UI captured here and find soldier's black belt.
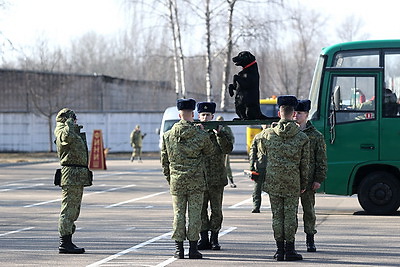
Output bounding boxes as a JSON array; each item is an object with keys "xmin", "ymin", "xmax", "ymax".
[{"xmin": 61, "ymin": 164, "xmax": 89, "ymax": 168}]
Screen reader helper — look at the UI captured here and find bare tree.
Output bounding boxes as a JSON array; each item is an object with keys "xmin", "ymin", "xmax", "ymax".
[
  {"xmin": 168, "ymin": 0, "xmax": 187, "ymax": 98},
  {"xmin": 336, "ymin": 15, "xmax": 369, "ymax": 42},
  {"xmin": 28, "ymin": 73, "xmax": 75, "ymax": 152},
  {"xmin": 220, "ymin": 0, "xmax": 237, "ymax": 110}
]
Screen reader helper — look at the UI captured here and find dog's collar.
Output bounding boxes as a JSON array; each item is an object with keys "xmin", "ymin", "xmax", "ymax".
[{"xmin": 243, "ymin": 60, "xmax": 256, "ymax": 69}]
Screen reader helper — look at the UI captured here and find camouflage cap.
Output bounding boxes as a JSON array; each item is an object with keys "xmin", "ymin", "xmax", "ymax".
[{"xmin": 56, "ymin": 108, "xmax": 76, "ymax": 122}]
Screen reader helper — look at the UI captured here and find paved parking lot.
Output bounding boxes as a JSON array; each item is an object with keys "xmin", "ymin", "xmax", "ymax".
[{"xmin": 0, "ymin": 157, "xmax": 399, "ymax": 266}]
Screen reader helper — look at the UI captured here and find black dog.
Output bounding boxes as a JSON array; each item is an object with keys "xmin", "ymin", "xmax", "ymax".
[{"xmin": 228, "ymin": 51, "xmax": 267, "ymax": 120}]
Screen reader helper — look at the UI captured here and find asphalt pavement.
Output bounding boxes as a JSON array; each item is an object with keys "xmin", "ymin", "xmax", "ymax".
[{"xmin": 0, "ymin": 157, "xmax": 399, "ymax": 267}]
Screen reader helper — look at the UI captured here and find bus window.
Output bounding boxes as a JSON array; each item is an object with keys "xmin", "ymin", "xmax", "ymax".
[
  {"xmin": 384, "ymin": 51, "xmax": 400, "ymax": 116},
  {"xmin": 334, "ymin": 50, "xmax": 379, "ymax": 68},
  {"xmin": 330, "ymin": 75, "xmax": 376, "ymax": 123}
]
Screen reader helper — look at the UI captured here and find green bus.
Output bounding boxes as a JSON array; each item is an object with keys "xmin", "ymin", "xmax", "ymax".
[{"xmin": 309, "ymin": 39, "xmax": 400, "ymax": 214}]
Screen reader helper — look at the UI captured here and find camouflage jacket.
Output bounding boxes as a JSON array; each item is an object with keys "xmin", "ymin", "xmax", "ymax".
[
  {"xmin": 223, "ymin": 125, "xmax": 235, "ymax": 145},
  {"xmin": 302, "ymin": 121, "xmax": 327, "ymax": 188},
  {"xmin": 130, "ymin": 129, "xmax": 144, "ymax": 147},
  {"xmin": 262, "ymin": 119, "xmax": 310, "ymax": 197},
  {"xmin": 203, "ymin": 127, "xmax": 234, "ymax": 187},
  {"xmin": 161, "ymin": 120, "xmax": 214, "ymax": 195},
  {"xmin": 54, "ymin": 118, "xmax": 92, "ymax": 187},
  {"xmin": 249, "ymin": 129, "xmax": 268, "ymax": 176}
]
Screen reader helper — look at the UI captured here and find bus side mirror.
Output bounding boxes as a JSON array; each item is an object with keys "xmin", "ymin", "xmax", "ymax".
[{"xmin": 155, "ymin": 128, "xmax": 160, "ymax": 135}]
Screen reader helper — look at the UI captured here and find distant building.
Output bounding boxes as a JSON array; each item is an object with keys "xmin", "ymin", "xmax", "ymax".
[{"xmin": 0, "ymin": 68, "xmax": 175, "ymax": 113}]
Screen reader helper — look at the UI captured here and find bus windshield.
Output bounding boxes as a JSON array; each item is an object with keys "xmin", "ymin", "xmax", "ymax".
[{"xmin": 309, "ymin": 55, "xmax": 325, "ymax": 120}]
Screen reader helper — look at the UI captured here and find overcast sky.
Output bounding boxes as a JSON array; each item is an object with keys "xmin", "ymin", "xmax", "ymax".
[
  {"xmin": 0, "ymin": 0, "xmax": 126, "ymax": 48},
  {"xmin": 1, "ymin": 0, "xmax": 400, "ymax": 50}
]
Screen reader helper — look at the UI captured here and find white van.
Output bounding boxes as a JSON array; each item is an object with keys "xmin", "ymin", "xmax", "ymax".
[
  {"xmin": 157, "ymin": 106, "xmax": 246, "ymax": 152},
  {"xmin": 157, "ymin": 106, "xmax": 199, "ymax": 149}
]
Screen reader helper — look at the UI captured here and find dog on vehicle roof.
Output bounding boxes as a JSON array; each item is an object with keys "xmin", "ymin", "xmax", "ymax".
[{"xmin": 228, "ymin": 51, "xmax": 267, "ymax": 120}]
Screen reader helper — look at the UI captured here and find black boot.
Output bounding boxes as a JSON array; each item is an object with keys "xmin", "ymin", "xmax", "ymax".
[
  {"xmin": 284, "ymin": 241, "xmax": 303, "ymax": 261},
  {"xmin": 59, "ymin": 235, "xmax": 85, "ymax": 254},
  {"xmin": 174, "ymin": 241, "xmax": 184, "ymax": 259},
  {"xmin": 198, "ymin": 231, "xmax": 211, "ymax": 250},
  {"xmin": 189, "ymin": 241, "xmax": 203, "ymax": 259},
  {"xmin": 273, "ymin": 241, "xmax": 285, "ymax": 261},
  {"xmin": 306, "ymin": 234, "xmax": 316, "ymax": 252},
  {"xmin": 210, "ymin": 231, "xmax": 221, "ymax": 250}
]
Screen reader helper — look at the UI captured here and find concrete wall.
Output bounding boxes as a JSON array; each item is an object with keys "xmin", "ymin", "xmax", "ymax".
[{"xmin": 0, "ymin": 112, "xmax": 248, "ymax": 153}]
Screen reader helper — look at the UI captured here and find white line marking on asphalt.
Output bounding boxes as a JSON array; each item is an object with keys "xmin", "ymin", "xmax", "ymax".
[
  {"xmin": 228, "ymin": 192, "xmax": 268, "ymax": 209},
  {"xmin": 24, "ymin": 198, "xmax": 62, "ymax": 208},
  {"xmin": 0, "ymin": 177, "xmax": 47, "ymax": 187},
  {"xmin": 23, "ymin": 184, "xmax": 137, "ymax": 208},
  {"xmin": 105, "ymin": 191, "xmax": 169, "ymax": 208},
  {"xmin": 154, "ymin": 226, "xmax": 237, "ymax": 267},
  {"xmin": 0, "ymin": 183, "xmax": 44, "ymax": 192},
  {"xmin": 0, "ymin": 227, "xmax": 35, "ymax": 237},
  {"xmin": 86, "ymin": 231, "xmax": 173, "ymax": 267}
]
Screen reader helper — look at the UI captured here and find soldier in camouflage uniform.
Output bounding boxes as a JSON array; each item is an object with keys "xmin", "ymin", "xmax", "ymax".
[
  {"xmin": 196, "ymin": 103, "xmax": 234, "ymax": 251},
  {"xmin": 217, "ymin": 116, "xmax": 236, "ymax": 188},
  {"xmin": 161, "ymin": 99, "xmax": 214, "ymax": 259},
  {"xmin": 54, "ymin": 108, "xmax": 93, "ymax": 254},
  {"xmin": 130, "ymin": 124, "xmax": 146, "ymax": 162},
  {"xmin": 294, "ymin": 100, "xmax": 327, "ymax": 252},
  {"xmin": 248, "ymin": 124, "xmax": 268, "ymax": 213},
  {"xmin": 261, "ymin": 95, "xmax": 310, "ymax": 261}
]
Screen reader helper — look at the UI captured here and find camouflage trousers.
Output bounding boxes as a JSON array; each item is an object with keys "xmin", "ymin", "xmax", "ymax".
[
  {"xmin": 225, "ymin": 155, "xmax": 233, "ymax": 180},
  {"xmin": 269, "ymin": 194, "xmax": 299, "ymax": 242},
  {"xmin": 200, "ymin": 186, "xmax": 224, "ymax": 232},
  {"xmin": 300, "ymin": 189, "xmax": 317, "ymax": 235},
  {"xmin": 171, "ymin": 192, "xmax": 203, "ymax": 242},
  {"xmin": 131, "ymin": 145, "xmax": 142, "ymax": 159},
  {"xmin": 252, "ymin": 174, "xmax": 265, "ymax": 210},
  {"xmin": 59, "ymin": 185, "xmax": 84, "ymax": 236}
]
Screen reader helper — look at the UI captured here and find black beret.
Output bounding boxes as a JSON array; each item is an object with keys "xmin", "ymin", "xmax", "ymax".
[
  {"xmin": 277, "ymin": 95, "xmax": 298, "ymax": 107},
  {"xmin": 295, "ymin": 100, "xmax": 311, "ymax": 112},
  {"xmin": 177, "ymin": 98, "xmax": 196, "ymax": 110},
  {"xmin": 197, "ymin": 102, "xmax": 216, "ymax": 114}
]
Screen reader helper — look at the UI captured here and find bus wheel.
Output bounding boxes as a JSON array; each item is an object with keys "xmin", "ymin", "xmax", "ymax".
[{"xmin": 357, "ymin": 171, "xmax": 400, "ymax": 215}]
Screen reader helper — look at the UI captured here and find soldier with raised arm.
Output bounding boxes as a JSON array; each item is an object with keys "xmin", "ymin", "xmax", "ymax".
[
  {"xmin": 261, "ymin": 96, "xmax": 310, "ymax": 261},
  {"xmin": 161, "ymin": 98, "xmax": 214, "ymax": 259}
]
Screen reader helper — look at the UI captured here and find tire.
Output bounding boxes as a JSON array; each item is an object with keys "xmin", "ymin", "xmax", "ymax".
[{"xmin": 357, "ymin": 171, "xmax": 400, "ymax": 215}]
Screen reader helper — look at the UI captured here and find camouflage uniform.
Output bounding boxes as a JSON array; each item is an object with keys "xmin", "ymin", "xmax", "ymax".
[
  {"xmin": 249, "ymin": 129, "xmax": 268, "ymax": 212},
  {"xmin": 200, "ymin": 128, "xmax": 233, "ymax": 232},
  {"xmin": 261, "ymin": 119, "xmax": 309, "ymax": 243},
  {"xmin": 54, "ymin": 108, "xmax": 92, "ymax": 242},
  {"xmin": 161, "ymin": 119, "xmax": 213, "ymax": 242},
  {"xmin": 300, "ymin": 121, "xmax": 327, "ymax": 235},
  {"xmin": 130, "ymin": 126, "xmax": 145, "ymax": 160}
]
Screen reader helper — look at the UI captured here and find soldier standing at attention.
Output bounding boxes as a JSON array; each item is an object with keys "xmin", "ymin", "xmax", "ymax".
[
  {"xmin": 294, "ymin": 100, "xmax": 327, "ymax": 252},
  {"xmin": 161, "ymin": 99, "xmax": 214, "ymax": 259},
  {"xmin": 216, "ymin": 116, "xmax": 236, "ymax": 188},
  {"xmin": 54, "ymin": 108, "xmax": 93, "ymax": 254},
  {"xmin": 261, "ymin": 95, "xmax": 310, "ymax": 261},
  {"xmin": 196, "ymin": 103, "xmax": 234, "ymax": 251},
  {"xmin": 248, "ymin": 124, "xmax": 268, "ymax": 213},
  {"xmin": 130, "ymin": 124, "xmax": 146, "ymax": 162}
]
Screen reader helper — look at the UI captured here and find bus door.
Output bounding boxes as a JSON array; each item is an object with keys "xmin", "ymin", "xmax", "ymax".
[
  {"xmin": 324, "ymin": 70, "xmax": 382, "ymax": 194},
  {"xmin": 380, "ymin": 51, "xmax": 400, "ymax": 161}
]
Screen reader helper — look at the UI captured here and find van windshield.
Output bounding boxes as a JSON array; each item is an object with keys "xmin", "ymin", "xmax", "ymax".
[{"xmin": 163, "ymin": 120, "xmax": 179, "ymax": 132}]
